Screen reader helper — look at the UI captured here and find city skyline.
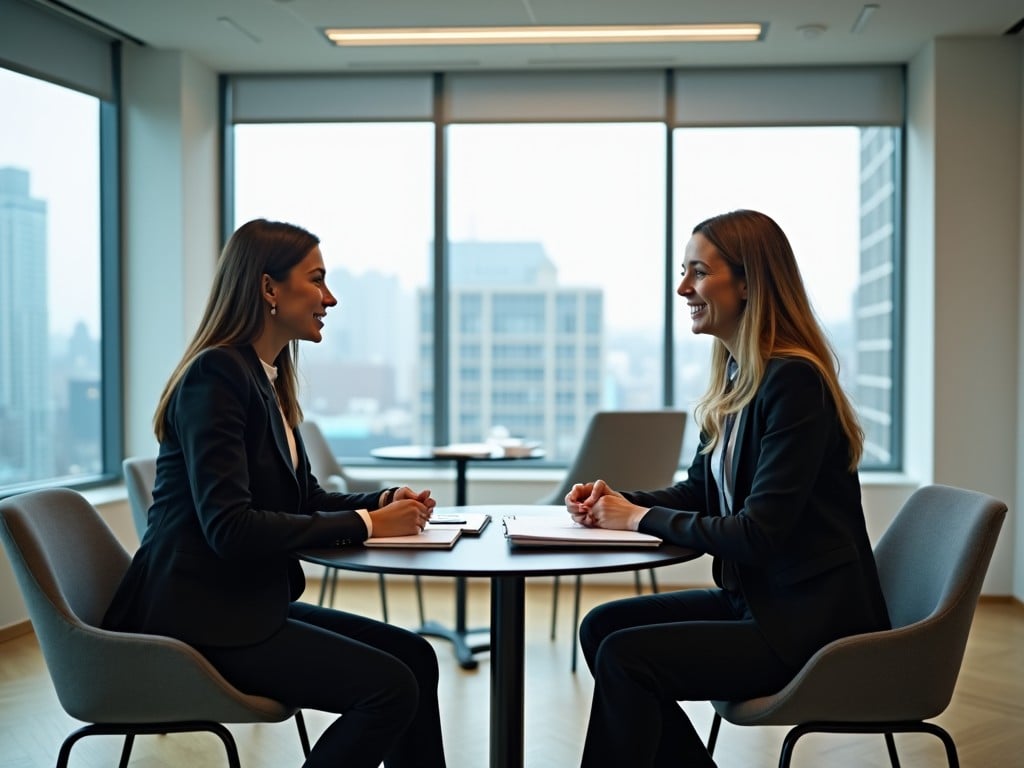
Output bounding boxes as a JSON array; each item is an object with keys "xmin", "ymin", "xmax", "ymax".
[{"xmin": 0, "ymin": 68, "xmax": 101, "ymax": 338}]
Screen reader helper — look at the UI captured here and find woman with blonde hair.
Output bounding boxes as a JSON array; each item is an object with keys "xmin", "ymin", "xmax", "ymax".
[
  {"xmin": 104, "ymin": 219, "xmax": 447, "ymax": 768},
  {"xmin": 568, "ymin": 209, "xmax": 889, "ymax": 767}
]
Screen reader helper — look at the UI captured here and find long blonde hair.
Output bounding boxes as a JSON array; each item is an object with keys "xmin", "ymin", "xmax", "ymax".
[
  {"xmin": 692, "ymin": 210, "xmax": 864, "ymax": 470},
  {"xmin": 153, "ymin": 219, "xmax": 320, "ymax": 440}
]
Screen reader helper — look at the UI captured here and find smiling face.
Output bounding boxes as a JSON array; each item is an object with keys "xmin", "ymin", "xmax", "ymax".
[
  {"xmin": 264, "ymin": 245, "xmax": 337, "ymax": 345},
  {"xmin": 677, "ymin": 232, "xmax": 748, "ymax": 353}
]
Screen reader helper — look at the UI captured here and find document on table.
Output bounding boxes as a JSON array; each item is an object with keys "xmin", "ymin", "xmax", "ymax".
[
  {"xmin": 364, "ymin": 527, "xmax": 462, "ymax": 549},
  {"xmin": 502, "ymin": 517, "xmax": 662, "ymax": 548},
  {"xmin": 427, "ymin": 512, "xmax": 491, "ymax": 535}
]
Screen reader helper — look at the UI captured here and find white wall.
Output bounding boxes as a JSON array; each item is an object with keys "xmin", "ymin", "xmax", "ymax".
[
  {"xmin": 121, "ymin": 44, "xmax": 219, "ymax": 458},
  {"xmin": 906, "ymin": 37, "xmax": 1022, "ymax": 595}
]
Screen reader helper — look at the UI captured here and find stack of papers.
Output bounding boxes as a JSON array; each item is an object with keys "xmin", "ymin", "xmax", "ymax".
[
  {"xmin": 503, "ymin": 517, "xmax": 662, "ymax": 548},
  {"xmin": 364, "ymin": 527, "xmax": 462, "ymax": 549}
]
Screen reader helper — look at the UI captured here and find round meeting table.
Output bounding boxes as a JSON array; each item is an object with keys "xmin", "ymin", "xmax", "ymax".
[
  {"xmin": 370, "ymin": 443, "xmax": 545, "ymax": 669},
  {"xmin": 298, "ymin": 504, "xmax": 699, "ymax": 768}
]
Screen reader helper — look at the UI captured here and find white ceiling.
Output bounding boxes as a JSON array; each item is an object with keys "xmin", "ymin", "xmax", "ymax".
[{"xmin": 44, "ymin": 0, "xmax": 1024, "ymax": 73}]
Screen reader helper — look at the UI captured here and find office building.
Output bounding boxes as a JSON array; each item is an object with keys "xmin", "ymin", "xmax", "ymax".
[
  {"xmin": 0, "ymin": 166, "xmax": 53, "ymax": 484},
  {"xmin": 416, "ymin": 241, "xmax": 602, "ymax": 460}
]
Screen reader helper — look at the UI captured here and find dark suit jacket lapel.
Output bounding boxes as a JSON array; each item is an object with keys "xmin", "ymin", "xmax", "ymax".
[
  {"xmin": 240, "ymin": 346, "xmax": 299, "ymax": 485},
  {"xmin": 729, "ymin": 406, "xmax": 749, "ymax": 504}
]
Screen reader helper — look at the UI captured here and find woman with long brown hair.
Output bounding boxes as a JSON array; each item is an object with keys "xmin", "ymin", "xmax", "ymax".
[
  {"xmin": 104, "ymin": 219, "xmax": 447, "ymax": 768},
  {"xmin": 568, "ymin": 209, "xmax": 889, "ymax": 767}
]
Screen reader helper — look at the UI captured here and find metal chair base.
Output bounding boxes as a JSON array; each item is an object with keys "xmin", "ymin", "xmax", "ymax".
[
  {"xmin": 56, "ymin": 712, "xmax": 311, "ymax": 767},
  {"xmin": 708, "ymin": 713, "xmax": 960, "ymax": 768},
  {"xmin": 57, "ymin": 721, "xmax": 242, "ymax": 768}
]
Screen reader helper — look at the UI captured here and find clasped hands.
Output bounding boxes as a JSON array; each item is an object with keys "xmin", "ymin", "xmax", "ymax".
[
  {"xmin": 566, "ymin": 479, "xmax": 648, "ymax": 532},
  {"xmin": 369, "ymin": 486, "xmax": 437, "ymax": 537}
]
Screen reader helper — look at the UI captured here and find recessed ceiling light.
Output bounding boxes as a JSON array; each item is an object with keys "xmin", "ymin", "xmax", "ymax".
[
  {"xmin": 851, "ymin": 4, "xmax": 880, "ymax": 34},
  {"xmin": 322, "ymin": 23, "xmax": 765, "ymax": 47},
  {"xmin": 797, "ymin": 23, "xmax": 827, "ymax": 41}
]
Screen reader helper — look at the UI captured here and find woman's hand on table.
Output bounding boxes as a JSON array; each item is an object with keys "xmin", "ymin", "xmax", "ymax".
[
  {"xmin": 369, "ymin": 486, "xmax": 436, "ymax": 536},
  {"xmin": 566, "ymin": 479, "xmax": 648, "ymax": 531}
]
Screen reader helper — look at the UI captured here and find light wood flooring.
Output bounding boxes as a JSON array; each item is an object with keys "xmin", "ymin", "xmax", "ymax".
[{"xmin": 1, "ymin": 576, "xmax": 1022, "ymax": 767}]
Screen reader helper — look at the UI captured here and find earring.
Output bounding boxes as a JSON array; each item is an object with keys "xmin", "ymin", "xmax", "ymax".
[{"xmin": 270, "ymin": 304, "xmax": 277, "ymax": 316}]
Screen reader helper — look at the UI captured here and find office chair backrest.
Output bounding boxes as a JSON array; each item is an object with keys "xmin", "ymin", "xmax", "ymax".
[
  {"xmin": 869, "ymin": 483, "xmax": 1006, "ymax": 713},
  {"xmin": 874, "ymin": 484, "xmax": 1006, "ymax": 629},
  {"xmin": 123, "ymin": 456, "xmax": 157, "ymax": 539},
  {"xmin": 708, "ymin": 483, "xmax": 1006, "ymax": 729},
  {"xmin": 1, "ymin": 488, "xmax": 305, "ymax": 735},
  {"xmin": 0, "ymin": 488, "xmax": 133, "ymax": 712},
  {"xmin": 298, "ymin": 419, "xmax": 348, "ymax": 492},
  {"xmin": 538, "ymin": 410, "xmax": 687, "ymax": 504},
  {"xmin": 299, "ymin": 419, "xmax": 390, "ymax": 494}
]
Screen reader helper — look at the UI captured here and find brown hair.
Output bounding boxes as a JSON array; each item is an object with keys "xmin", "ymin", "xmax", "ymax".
[
  {"xmin": 691, "ymin": 209, "xmax": 864, "ymax": 470},
  {"xmin": 153, "ymin": 219, "xmax": 320, "ymax": 440}
]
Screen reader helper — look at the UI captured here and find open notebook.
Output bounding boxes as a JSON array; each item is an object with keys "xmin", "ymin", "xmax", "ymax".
[
  {"xmin": 503, "ymin": 516, "xmax": 662, "ymax": 548},
  {"xmin": 364, "ymin": 527, "xmax": 462, "ymax": 549}
]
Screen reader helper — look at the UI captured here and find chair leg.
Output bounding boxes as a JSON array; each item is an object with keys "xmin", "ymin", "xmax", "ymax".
[
  {"xmin": 634, "ymin": 569, "xmax": 659, "ymax": 594},
  {"xmin": 571, "ymin": 574, "xmax": 583, "ymax": 673},
  {"xmin": 778, "ymin": 721, "xmax": 959, "ymax": 768},
  {"xmin": 317, "ymin": 565, "xmax": 331, "ymax": 605},
  {"xmin": 884, "ymin": 732, "xmax": 901, "ymax": 768},
  {"xmin": 920, "ymin": 722, "xmax": 960, "ymax": 768},
  {"xmin": 378, "ymin": 574, "xmax": 389, "ymax": 622},
  {"xmin": 206, "ymin": 722, "xmax": 243, "ymax": 768},
  {"xmin": 707, "ymin": 712, "xmax": 722, "ymax": 757},
  {"xmin": 57, "ymin": 722, "xmax": 242, "ymax": 768},
  {"xmin": 328, "ymin": 569, "xmax": 339, "ymax": 606},
  {"xmin": 295, "ymin": 710, "xmax": 312, "ymax": 757},
  {"xmin": 415, "ymin": 575, "xmax": 426, "ymax": 626},
  {"xmin": 550, "ymin": 575, "xmax": 560, "ymax": 640},
  {"xmin": 118, "ymin": 734, "xmax": 135, "ymax": 768}
]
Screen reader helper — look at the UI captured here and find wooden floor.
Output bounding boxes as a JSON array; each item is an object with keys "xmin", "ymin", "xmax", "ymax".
[{"xmin": 1, "ymin": 576, "xmax": 1022, "ymax": 767}]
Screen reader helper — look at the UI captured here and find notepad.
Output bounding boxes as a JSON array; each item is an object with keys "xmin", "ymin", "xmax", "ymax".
[
  {"xmin": 503, "ymin": 517, "xmax": 662, "ymax": 548},
  {"xmin": 428, "ymin": 512, "xmax": 491, "ymax": 535},
  {"xmin": 364, "ymin": 527, "xmax": 462, "ymax": 549}
]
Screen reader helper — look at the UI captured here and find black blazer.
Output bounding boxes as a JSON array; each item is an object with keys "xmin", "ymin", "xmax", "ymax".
[
  {"xmin": 626, "ymin": 357, "xmax": 890, "ymax": 667},
  {"xmin": 104, "ymin": 345, "xmax": 381, "ymax": 648}
]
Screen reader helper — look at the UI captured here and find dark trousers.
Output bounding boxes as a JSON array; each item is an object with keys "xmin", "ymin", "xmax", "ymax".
[
  {"xmin": 579, "ymin": 588, "xmax": 797, "ymax": 768},
  {"xmin": 199, "ymin": 601, "xmax": 446, "ymax": 768}
]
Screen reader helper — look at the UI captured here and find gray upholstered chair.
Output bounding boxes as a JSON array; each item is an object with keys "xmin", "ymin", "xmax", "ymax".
[
  {"xmin": 705, "ymin": 483, "xmax": 1007, "ymax": 768},
  {"xmin": 539, "ymin": 409, "xmax": 688, "ymax": 671},
  {"xmin": 0, "ymin": 487, "xmax": 311, "ymax": 768},
  {"xmin": 123, "ymin": 455, "xmax": 157, "ymax": 541},
  {"xmin": 296, "ymin": 420, "xmax": 423, "ymax": 623}
]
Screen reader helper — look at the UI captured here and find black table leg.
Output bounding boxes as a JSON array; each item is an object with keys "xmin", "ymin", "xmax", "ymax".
[
  {"xmin": 491, "ymin": 575, "xmax": 525, "ymax": 768},
  {"xmin": 416, "ymin": 457, "xmax": 491, "ymax": 669},
  {"xmin": 417, "ymin": 571, "xmax": 490, "ymax": 669}
]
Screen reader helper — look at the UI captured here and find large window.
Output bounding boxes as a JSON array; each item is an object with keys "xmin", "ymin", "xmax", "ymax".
[
  {"xmin": 673, "ymin": 127, "xmax": 901, "ymax": 466},
  {"xmin": 233, "ymin": 123, "xmax": 435, "ymax": 456},
  {"xmin": 229, "ymin": 69, "xmax": 903, "ymax": 471},
  {"xmin": 0, "ymin": 66, "xmax": 110, "ymax": 493},
  {"xmin": 446, "ymin": 124, "xmax": 665, "ymax": 461}
]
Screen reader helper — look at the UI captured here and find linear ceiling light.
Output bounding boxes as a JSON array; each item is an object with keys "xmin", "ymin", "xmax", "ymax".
[{"xmin": 323, "ymin": 23, "xmax": 765, "ymax": 47}]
